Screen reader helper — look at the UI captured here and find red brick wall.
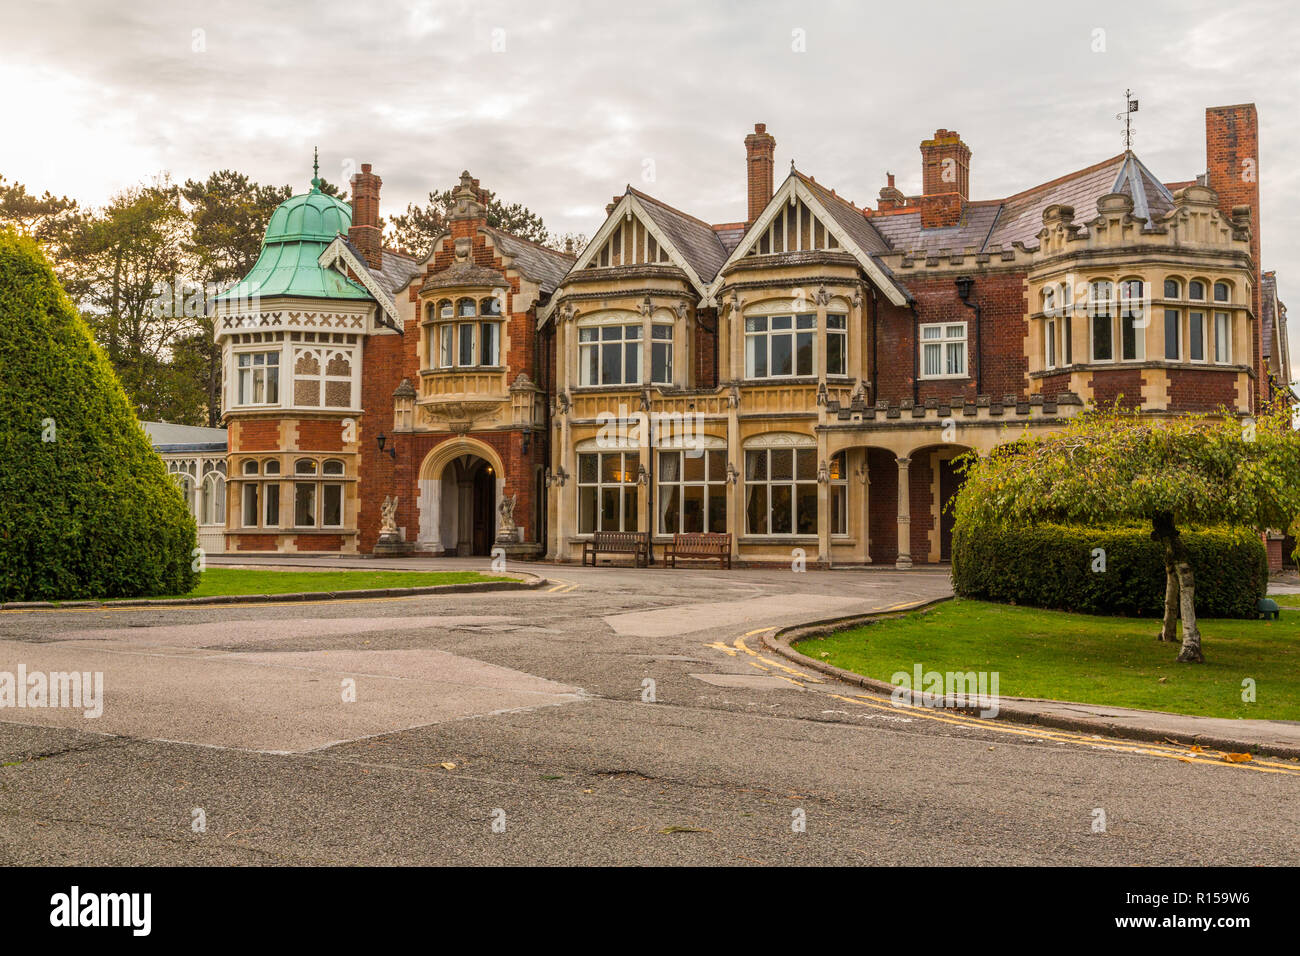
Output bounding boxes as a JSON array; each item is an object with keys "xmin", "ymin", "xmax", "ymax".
[
  {"xmin": 295, "ymin": 419, "xmax": 344, "ymax": 451},
  {"xmin": 908, "ymin": 452, "xmax": 935, "ymax": 561},
  {"xmin": 867, "ymin": 448, "xmax": 898, "ymax": 564},
  {"xmin": 695, "ymin": 309, "xmax": 718, "ymax": 389},
  {"xmin": 1205, "ymin": 105, "xmax": 1262, "ymax": 411},
  {"xmin": 1166, "ymin": 368, "xmax": 1240, "ymax": 412},
  {"xmin": 295, "ymin": 534, "xmax": 343, "ymax": 552},
  {"xmin": 874, "ymin": 271, "xmax": 1028, "ymax": 405},
  {"xmin": 233, "ymin": 534, "xmax": 278, "ymax": 551},
  {"xmin": 234, "ymin": 419, "xmax": 280, "ymax": 451},
  {"xmin": 1087, "ymin": 368, "xmax": 1145, "ymax": 409}
]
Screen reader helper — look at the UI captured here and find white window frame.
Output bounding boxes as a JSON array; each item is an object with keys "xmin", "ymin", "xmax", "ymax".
[
  {"xmin": 1163, "ymin": 308, "xmax": 1182, "ymax": 361},
  {"xmin": 826, "ymin": 313, "xmax": 848, "ymax": 377},
  {"xmin": 578, "ymin": 323, "xmax": 643, "ymax": 387},
  {"xmin": 1213, "ymin": 311, "xmax": 1232, "ymax": 364},
  {"xmin": 744, "ymin": 313, "xmax": 816, "ymax": 380},
  {"xmin": 1119, "ymin": 280, "xmax": 1145, "ymax": 363},
  {"xmin": 919, "ymin": 322, "xmax": 968, "ymax": 379},
  {"xmin": 1188, "ymin": 311, "xmax": 1207, "ymax": 363},
  {"xmin": 1045, "ymin": 318, "xmax": 1058, "ymax": 370},
  {"xmin": 650, "ymin": 324, "xmax": 674, "ymax": 385},
  {"xmin": 236, "ymin": 349, "xmax": 281, "ymax": 406}
]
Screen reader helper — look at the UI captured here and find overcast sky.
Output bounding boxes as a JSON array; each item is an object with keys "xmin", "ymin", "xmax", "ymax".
[{"xmin": 5, "ymin": 0, "xmax": 1297, "ymax": 383}]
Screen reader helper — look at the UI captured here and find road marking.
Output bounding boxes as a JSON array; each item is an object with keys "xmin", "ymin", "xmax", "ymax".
[
  {"xmin": 705, "ymin": 636, "xmax": 1300, "ymax": 778},
  {"xmin": 546, "ymin": 580, "xmax": 579, "ymax": 594}
]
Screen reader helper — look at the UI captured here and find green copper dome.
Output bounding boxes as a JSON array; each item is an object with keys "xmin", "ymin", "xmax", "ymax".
[{"xmin": 212, "ymin": 155, "xmax": 371, "ymax": 304}]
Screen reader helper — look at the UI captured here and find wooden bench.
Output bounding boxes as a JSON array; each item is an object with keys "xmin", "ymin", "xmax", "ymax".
[
  {"xmin": 664, "ymin": 532, "xmax": 732, "ymax": 569},
  {"xmin": 583, "ymin": 531, "xmax": 651, "ymax": 568}
]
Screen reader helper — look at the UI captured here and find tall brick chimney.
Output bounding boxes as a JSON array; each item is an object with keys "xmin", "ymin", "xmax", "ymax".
[
  {"xmin": 349, "ymin": 163, "xmax": 383, "ymax": 271},
  {"xmin": 920, "ymin": 129, "xmax": 971, "ymax": 200},
  {"xmin": 744, "ymin": 123, "xmax": 776, "ymax": 226},
  {"xmin": 877, "ymin": 172, "xmax": 906, "ymax": 211},
  {"xmin": 1205, "ymin": 104, "xmax": 1262, "ymax": 407}
]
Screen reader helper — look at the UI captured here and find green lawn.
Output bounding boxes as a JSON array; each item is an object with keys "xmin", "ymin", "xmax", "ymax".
[
  {"xmin": 108, "ymin": 568, "xmax": 515, "ymax": 600},
  {"xmin": 1274, "ymin": 593, "xmax": 1300, "ymax": 608},
  {"xmin": 793, "ymin": 598, "xmax": 1300, "ymax": 720}
]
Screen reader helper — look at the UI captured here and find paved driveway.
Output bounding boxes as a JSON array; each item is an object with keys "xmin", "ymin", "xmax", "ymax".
[{"xmin": 0, "ymin": 558, "xmax": 1296, "ymax": 865}]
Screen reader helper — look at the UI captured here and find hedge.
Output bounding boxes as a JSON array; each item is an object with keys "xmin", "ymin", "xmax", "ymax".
[
  {"xmin": 951, "ymin": 522, "xmax": 1267, "ymax": 619},
  {"xmin": 0, "ymin": 229, "xmax": 199, "ymax": 601}
]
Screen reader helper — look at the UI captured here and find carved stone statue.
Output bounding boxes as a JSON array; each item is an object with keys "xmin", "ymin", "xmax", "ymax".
[
  {"xmin": 497, "ymin": 493, "xmax": 517, "ymax": 540},
  {"xmin": 380, "ymin": 495, "xmax": 399, "ymax": 535}
]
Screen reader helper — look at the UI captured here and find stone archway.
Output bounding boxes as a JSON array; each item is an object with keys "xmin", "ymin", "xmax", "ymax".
[{"xmin": 416, "ymin": 438, "xmax": 505, "ymax": 554}]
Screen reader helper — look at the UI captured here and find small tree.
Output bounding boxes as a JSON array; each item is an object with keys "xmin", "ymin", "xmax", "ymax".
[{"xmin": 953, "ymin": 403, "xmax": 1300, "ymax": 662}]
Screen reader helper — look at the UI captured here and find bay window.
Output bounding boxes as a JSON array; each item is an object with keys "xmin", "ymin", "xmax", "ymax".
[
  {"xmin": 292, "ymin": 458, "xmax": 345, "ymax": 528},
  {"xmin": 1189, "ymin": 312, "xmax": 1206, "ymax": 361},
  {"xmin": 427, "ymin": 296, "xmax": 502, "ymax": 369},
  {"xmin": 1089, "ymin": 281, "xmax": 1114, "ymax": 362},
  {"xmin": 577, "ymin": 451, "xmax": 639, "ymax": 532},
  {"xmin": 920, "ymin": 323, "xmax": 967, "ymax": 378},
  {"xmin": 1120, "ymin": 280, "xmax": 1144, "ymax": 361},
  {"xmin": 658, "ymin": 449, "xmax": 727, "ymax": 534}
]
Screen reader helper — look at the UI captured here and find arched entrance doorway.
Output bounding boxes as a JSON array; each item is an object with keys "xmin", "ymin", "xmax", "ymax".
[{"xmin": 416, "ymin": 438, "xmax": 505, "ymax": 556}]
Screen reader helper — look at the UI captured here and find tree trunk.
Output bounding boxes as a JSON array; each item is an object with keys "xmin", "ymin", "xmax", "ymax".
[
  {"xmin": 1152, "ymin": 513, "xmax": 1203, "ymax": 662},
  {"xmin": 1174, "ymin": 556, "xmax": 1204, "ymax": 662},
  {"xmin": 1158, "ymin": 547, "xmax": 1180, "ymax": 642}
]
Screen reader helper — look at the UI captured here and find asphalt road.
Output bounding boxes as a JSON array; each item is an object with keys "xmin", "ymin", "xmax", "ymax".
[{"xmin": 0, "ymin": 559, "xmax": 1296, "ymax": 866}]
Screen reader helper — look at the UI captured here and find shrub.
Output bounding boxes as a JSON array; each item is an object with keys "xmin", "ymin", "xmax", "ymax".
[
  {"xmin": 0, "ymin": 229, "xmax": 199, "ymax": 601},
  {"xmin": 951, "ymin": 522, "xmax": 1267, "ymax": 619}
]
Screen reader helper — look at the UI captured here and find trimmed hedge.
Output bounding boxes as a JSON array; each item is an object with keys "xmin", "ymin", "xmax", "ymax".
[
  {"xmin": 951, "ymin": 522, "xmax": 1267, "ymax": 619},
  {"xmin": 0, "ymin": 229, "xmax": 199, "ymax": 601}
]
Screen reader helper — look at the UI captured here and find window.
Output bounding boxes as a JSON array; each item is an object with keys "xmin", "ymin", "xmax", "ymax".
[
  {"xmin": 295, "ymin": 459, "xmax": 317, "ymax": 476},
  {"xmin": 236, "ymin": 351, "xmax": 279, "ymax": 405},
  {"xmin": 579, "ymin": 324, "xmax": 642, "ymax": 386},
  {"xmin": 265, "ymin": 460, "xmax": 280, "ymax": 476},
  {"xmin": 829, "ymin": 452, "xmax": 848, "ymax": 536},
  {"xmin": 1089, "ymin": 281, "xmax": 1114, "ymax": 362},
  {"xmin": 200, "ymin": 473, "xmax": 225, "ymax": 525},
  {"xmin": 1120, "ymin": 280, "xmax": 1144, "ymax": 361},
  {"xmin": 1213, "ymin": 281, "xmax": 1230, "ymax": 302},
  {"xmin": 577, "ymin": 452, "xmax": 639, "ymax": 532},
  {"xmin": 1189, "ymin": 311, "xmax": 1206, "ymax": 362},
  {"xmin": 242, "ymin": 483, "xmax": 258, "ymax": 528},
  {"xmin": 294, "ymin": 483, "xmax": 316, "ymax": 527},
  {"xmin": 1164, "ymin": 278, "xmax": 1181, "ymax": 299},
  {"xmin": 745, "ymin": 446, "xmax": 817, "ymax": 536},
  {"xmin": 826, "ymin": 314, "xmax": 848, "ymax": 376},
  {"xmin": 745, "ymin": 314, "xmax": 815, "ymax": 379},
  {"xmin": 264, "ymin": 483, "xmax": 280, "ymax": 527},
  {"xmin": 920, "ymin": 323, "xmax": 967, "ymax": 378},
  {"xmin": 1214, "ymin": 312, "xmax": 1231, "ymax": 363},
  {"xmin": 1188, "ymin": 280, "xmax": 1205, "ymax": 301},
  {"xmin": 242, "ymin": 459, "xmax": 259, "ymax": 476},
  {"xmin": 1043, "ymin": 286, "xmax": 1057, "ymax": 317},
  {"xmin": 651, "ymin": 325, "xmax": 673, "ymax": 385},
  {"xmin": 658, "ymin": 449, "xmax": 727, "ymax": 534},
  {"xmin": 1045, "ymin": 318, "xmax": 1058, "ymax": 369},
  {"xmin": 323, "ymin": 459, "xmax": 345, "ymax": 476},
  {"xmin": 428, "ymin": 296, "xmax": 502, "ymax": 369},
  {"xmin": 1164, "ymin": 309, "xmax": 1181, "ymax": 360}
]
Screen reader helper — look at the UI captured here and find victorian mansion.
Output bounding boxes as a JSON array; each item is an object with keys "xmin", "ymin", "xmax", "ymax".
[{"xmin": 196, "ymin": 103, "xmax": 1291, "ymax": 568}]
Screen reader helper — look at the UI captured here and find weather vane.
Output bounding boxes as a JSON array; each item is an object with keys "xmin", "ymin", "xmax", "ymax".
[{"xmin": 1116, "ymin": 89, "xmax": 1139, "ymax": 150}]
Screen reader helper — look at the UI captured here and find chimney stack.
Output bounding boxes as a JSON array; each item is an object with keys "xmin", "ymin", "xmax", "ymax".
[
  {"xmin": 744, "ymin": 123, "xmax": 776, "ymax": 226},
  {"xmin": 349, "ymin": 163, "xmax": 383, "ymax": 271},
  {"xmin": 920, "ymin": 129, "xmax": 971, "ymax": 201},
  {"xmin": 1205, "ymin": 103, "xmax": 1262, "ymax": 407},
  {"xmin": 877, "ymin": 172, "xmax": 906, "ymax": 211}
]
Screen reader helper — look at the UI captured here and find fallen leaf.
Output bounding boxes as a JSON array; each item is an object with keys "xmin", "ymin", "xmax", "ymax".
[
  {"xmin": 1223, "ymin": 752, "xmax": 1253, "ymax": 763},
  {"xmin": 440, "ymin": 762, "xmax": 456, "ymax": 770}
]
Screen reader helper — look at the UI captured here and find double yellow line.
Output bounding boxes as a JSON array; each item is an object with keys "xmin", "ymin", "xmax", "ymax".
[
  {"xmin": 547, "ymin": 580, "xmax": 579, "ymax": 594},
  {"xmin": 711, "ymin": 624, "xmax": 1300, "ymax": 778}
]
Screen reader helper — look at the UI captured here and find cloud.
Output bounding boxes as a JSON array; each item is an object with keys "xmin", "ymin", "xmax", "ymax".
[{"xmin": 6, "ymin": 0, "xmax": 1297, "ymax": 382}]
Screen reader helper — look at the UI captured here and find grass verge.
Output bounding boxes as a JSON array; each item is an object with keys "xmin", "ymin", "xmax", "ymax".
[
  {"xmin": 793, "ymin": 598, "xmax": 1300, "ymax": 720},
  {"xmin": 117, "ymin": 567, "xmax": 516, "ymax": 600}
]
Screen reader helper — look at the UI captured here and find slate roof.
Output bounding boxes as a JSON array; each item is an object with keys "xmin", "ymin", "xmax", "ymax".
[
  {"xmin": 483, "ymin": 225, "xmax": 576, "ymax": 294},
  {"xmin": 793, "ymin": 172, "xmax": 892, "ymax": 255},
  {"xmin": 870, "ymin": 201, "xmax": 1001, "ymax": 255},
  {"xmin": 628, "ymin": 187, "xmax": 728, "ymax": 283},
  {"xmin": 143, "ymin": 421, "xmax": 228, "ymax": 453}
]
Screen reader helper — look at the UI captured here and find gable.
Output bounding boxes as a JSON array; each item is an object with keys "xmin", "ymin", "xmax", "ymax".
[
  {"xmin": 564, "ymin": 192, "xmax": 713, "ymax": 297},
  {"xmin": 711, "ymin": 174, "xmax": 909, "ymax": 307}
]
